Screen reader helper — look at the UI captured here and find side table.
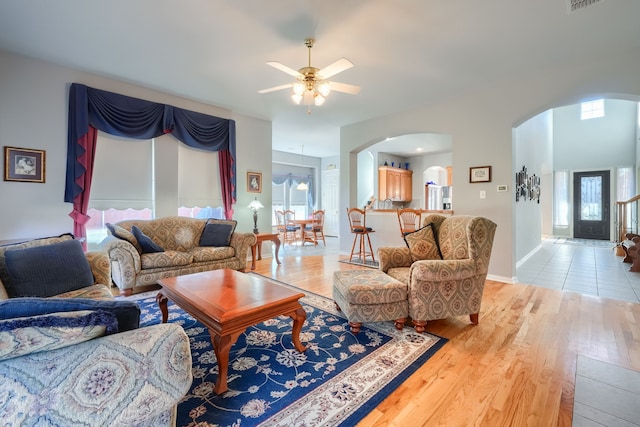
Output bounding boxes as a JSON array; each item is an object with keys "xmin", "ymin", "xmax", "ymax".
[{"xmin": 251, "ymin": 232, "xmax": 281, "ymax": 270}]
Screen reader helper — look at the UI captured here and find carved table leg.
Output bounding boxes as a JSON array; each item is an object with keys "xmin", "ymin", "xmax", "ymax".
[
  {"xmin": 349, "ymin": 322, "xmax": 362, "ymax": 334},
  {"xmin": 156, "ymin": 292, "xmax": 169, "ymax": 323},
  {"xmin": 288, "ymin": 305, "xmax": 307, "ymax": 352},
  {"xmin": 211, "ymin": 330, "xmax": 244, "ymax": 394}
]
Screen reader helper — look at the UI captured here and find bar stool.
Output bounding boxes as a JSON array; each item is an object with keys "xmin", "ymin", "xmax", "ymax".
[
  {"xmin": 347, "ymin": 207, "xmax": 375, "ymax": 262},
  {"xmin": 397, "ymin": 208, "xmax": 422, "ymax": 237}
]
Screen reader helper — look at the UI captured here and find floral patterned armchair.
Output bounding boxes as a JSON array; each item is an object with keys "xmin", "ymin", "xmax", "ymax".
[{"xmin": 378, "ymin": 214, "xmax": 497, "ymax": 332}]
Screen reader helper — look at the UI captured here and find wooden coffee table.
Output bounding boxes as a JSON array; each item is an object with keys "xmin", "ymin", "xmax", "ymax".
[{"xmin": 156, "ymin": 269, "xmax": 306, "ymax": 394}]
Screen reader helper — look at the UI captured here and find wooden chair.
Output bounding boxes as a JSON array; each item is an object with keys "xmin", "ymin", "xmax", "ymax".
[
  {"xmin": 275, "ymin": 210, "xmax": 299, "ymax": 245},
  {"xmin": 397, "ymin": 208, "xmax": 423, "ymax": 237},
  {"xmin": 347, "ymin": 207, "xmax": 375, "ymax": 262},
  {"xmin": 304, "ymin": 210, "xmax": 326, "ymax": 246}
]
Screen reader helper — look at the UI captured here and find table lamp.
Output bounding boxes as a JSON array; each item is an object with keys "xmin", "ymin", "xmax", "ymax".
[{"xmin": 248, "ymin": 197, "xmax": 264, "ymax": 234}]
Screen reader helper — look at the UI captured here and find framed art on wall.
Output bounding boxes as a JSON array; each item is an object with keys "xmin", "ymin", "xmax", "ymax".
[
  {"xmin": 247, "ymin": 172, "xmax": 262, "ymax": 193},
  {"xmin": 4, "ymin": 146, "xmax": 46, "ymax": 183},
  {"xmin": 469, "ymin": 166, "xmax": 491, "ymax": 183}
]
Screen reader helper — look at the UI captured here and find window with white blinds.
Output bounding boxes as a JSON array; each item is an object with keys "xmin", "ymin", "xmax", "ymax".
[
  {"xmin": 89, "ymin": 132, "xmax": 153, "ymax": 210},
  {"xmin": 178, "ymin": 144, "xmax": 221, "ymax": 208}
]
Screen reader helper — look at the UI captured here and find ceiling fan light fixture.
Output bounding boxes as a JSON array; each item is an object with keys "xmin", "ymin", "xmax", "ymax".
[
  {"xmin": 293, "ymin": 82, "xmax": 305, "ymax": 96},
  {"xmin": 314, "ymin": 94, "xmax": 325, "ymax": 106},
  {"xmin": 291, "ymin": 93, "xmax": 303, "ymax": 104},
  {"xmin": 317, "ymin": 81, "xmax": 331, "ymax": 97}
]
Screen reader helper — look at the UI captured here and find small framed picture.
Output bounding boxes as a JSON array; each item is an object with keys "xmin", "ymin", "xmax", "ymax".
[
  {"xmin": 469, "ymin": 166, "xmax": 491, "ymax": 183},
  {"xmin": 4, "ymin": 146, "xmax": 46, "ymax": 183},
  {"xmin": 247, "ymin": 171, "xmax": 262, "ymax": 193}
]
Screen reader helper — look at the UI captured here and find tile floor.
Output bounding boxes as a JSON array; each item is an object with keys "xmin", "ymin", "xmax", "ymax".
[
  {"xmin": 516, "ymin": 238, "xmax": 640, "ymax": 304},
  {"xmin": 573, "ymin": 355, "xmax": 640, "ymax": 426}
]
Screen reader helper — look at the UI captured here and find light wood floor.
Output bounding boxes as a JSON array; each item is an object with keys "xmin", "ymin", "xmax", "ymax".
[{"xmin": 251, "ymin": 251, "xmax": 640, "ymax": 427}]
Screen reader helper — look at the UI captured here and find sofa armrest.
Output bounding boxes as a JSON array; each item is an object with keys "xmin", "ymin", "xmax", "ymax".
[
  {"xmin": 99, "ymin": 236, "xmax": 141, "ymax": 292},
  {"xmin": 229, "ymin": 232, "xmax": 258, "ymax": 261},
  {"xmin": 85, "ymin": 250, "xmax": 112, "ymax": 287},
  {"xmin": 0, "ymin": 323, "xmax": 192, "ymax": 426},
  {"xmin": 378, "ymin": 247, "xmax": 412, "ymax": 272}
]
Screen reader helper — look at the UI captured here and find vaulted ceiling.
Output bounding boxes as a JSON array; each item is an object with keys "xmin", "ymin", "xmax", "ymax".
[{"xmin": 0, "ymin": 0, "xmax": 638, "ymax": 158}]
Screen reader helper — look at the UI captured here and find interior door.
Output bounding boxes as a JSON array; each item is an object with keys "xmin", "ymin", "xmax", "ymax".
[
  {"xmin": 321, "ymin": 169, "xmax": 340, "ymax": 237},
  {"xmin": 573, "ymin": 170, "xmax": 610, "ymax": 240}
]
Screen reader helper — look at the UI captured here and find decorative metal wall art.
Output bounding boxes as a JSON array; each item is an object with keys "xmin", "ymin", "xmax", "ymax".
[{"xmin": 515, "ymin": 165, "xmax": 540, "ymax": 203}]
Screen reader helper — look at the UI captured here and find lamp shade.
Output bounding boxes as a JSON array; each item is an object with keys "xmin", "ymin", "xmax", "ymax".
[
  {"xmin": 297, "ymin": 181, "xmax": 308, "ymax": 191},
  {"xmin": 248, "ymin": 197, "xmax": 264, "ymax": 210}
]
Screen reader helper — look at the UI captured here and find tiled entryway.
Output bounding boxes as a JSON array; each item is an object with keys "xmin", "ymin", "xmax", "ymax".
[
  {"xmin": 572, "ymin": 355, "xmax": 640, "ymax": 426},
  {"xmin": 516, "ymin": 238, "xmax": 640, "ymax": 304}
]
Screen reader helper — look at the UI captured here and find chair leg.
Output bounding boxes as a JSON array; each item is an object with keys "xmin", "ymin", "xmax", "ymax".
[
  {"xmin": 366, "ymin": 233, "xmax": 375, "ymax": 262},
  {"xmin": 349, "ymin": 233, "xmax": 358, "ymax": 261}
]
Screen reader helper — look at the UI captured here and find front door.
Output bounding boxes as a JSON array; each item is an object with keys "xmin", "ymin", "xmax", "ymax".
[{"xmin": 573, "ymin": 170, "xmax": 610, "ymax": 240}]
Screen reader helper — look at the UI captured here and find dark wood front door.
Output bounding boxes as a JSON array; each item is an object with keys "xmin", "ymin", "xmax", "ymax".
[{"xmin": 573, "ymin": 170, "xmax": 610, "ymax": 240}]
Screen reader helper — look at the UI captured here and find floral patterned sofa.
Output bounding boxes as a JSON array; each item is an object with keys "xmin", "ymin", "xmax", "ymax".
[
  {"xmin": 0, "ymin": 234, "xmax": 193, "ymax": 426},
  {"xmin": 99, "ymin": 216, "xmax": 257, "ymax": 295},
  {"xmin": 378, "ymin": 214, "xmax": 497, "ymax": 332}
]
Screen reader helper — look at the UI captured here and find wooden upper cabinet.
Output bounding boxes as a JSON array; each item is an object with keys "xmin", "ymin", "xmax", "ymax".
[{"xmin": 378, "ymin": 166, "xmax": 413, "ymax": 202}]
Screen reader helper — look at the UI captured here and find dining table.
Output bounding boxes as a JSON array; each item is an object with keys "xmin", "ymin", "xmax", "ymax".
[{"xmin": 292, "ymin": 218, "xmax": 318, "ymax": 245}]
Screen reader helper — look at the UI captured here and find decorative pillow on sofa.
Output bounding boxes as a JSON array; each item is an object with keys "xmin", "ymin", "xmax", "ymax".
[
  {"xmin": 199, "ymin": 219, "xmax": 237, "ymax": 247},
  {"xmin": 106, "ymin": 223, "xmax": 142, "ymax": 253},
  {"xmin": 0, "ymin": 297, "xmax": 141, "ymax": 332},
  {"xmin": 131, "ymin": 225, "xmax": 164, "ymax": 254},
  {"xmin": 404, "ymin": 223, "xmax": 443, "ymax": 262},
  {"xmin": 4, "ymin": 239, "xmax": 95, "ymax": 298},
  {"xmin": 0, "ymin": 309, "xmax": 118, "ymax": 361}
]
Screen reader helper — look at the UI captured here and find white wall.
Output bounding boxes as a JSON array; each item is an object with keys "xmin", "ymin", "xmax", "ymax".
[
  {"xmin": 554, "ymin": 100, "xmax": 637, "ymax": 171},
  {"xmin": 340, "ymin": 47, "xmax": 640, "ymax": 282},
  {"xmin": 514, "ymin": 110, "xmax": 553, "ymax": 263},
  {"xmin": 0, "ymin": 50, "xmax": 272, "ymax": 239}
]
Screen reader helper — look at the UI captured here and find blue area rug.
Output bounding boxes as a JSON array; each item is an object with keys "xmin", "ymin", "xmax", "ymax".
[{"xmin": 136, "ymin": 273, "xmax": 447, "ymax": 427}]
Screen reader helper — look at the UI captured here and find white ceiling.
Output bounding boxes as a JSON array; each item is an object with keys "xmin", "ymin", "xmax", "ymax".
[{"xmin": 0, "ymin": 0, "xmax": 638, "ymax": 159}]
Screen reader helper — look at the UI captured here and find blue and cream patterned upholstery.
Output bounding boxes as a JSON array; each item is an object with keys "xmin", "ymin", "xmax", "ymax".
[
  {"xmin": 378, "ymin": 215, "xmax": 497, "ymax": 329},
  {"xmin": 0, "ymin": 323, "xmax": 192, "ymax": 426},
  {"xmin": 100, "ymin": 216, "xmax": 257, "ymax": 295},
  {"xmin": 0, "ymin": 235, "xmax": 192, "ymax": 426}
]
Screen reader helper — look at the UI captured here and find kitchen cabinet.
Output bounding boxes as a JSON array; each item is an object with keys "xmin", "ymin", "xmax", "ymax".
[{"xmin": 378, "ymin": 166, "xmax": 413, "ymax": 202}]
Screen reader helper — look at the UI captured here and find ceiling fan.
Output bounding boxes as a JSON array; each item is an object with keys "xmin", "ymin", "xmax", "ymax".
[{"xmin": 258, "ymin": 38, "xmax": 361, "ymax": 109}]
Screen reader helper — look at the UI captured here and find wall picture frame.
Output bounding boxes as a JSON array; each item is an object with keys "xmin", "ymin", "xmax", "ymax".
[
  {"xmin": 469, "ymin": 166, "xmax": 491, "ymax": 183},
  {"xmin": 247, "ymin": 171, "xmax": 262, "ymax": 193},
  {"xmin": 4, "ymin": 146, "xmax": 46, "ymax": 183}
]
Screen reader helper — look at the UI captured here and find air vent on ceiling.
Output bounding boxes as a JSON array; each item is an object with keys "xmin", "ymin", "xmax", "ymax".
[{"xmin": 567, "ymin": 0, "xmax": 604, "ymax": 13}]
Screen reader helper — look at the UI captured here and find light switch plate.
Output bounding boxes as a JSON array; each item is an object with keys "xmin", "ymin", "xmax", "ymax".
[
  {"xmin": 497, "ymin": 185, "xmax": 508, "ymax": 192},
  {"xmin": 480, "ymin": 190, "xmax": 486, "ymax": 199}
]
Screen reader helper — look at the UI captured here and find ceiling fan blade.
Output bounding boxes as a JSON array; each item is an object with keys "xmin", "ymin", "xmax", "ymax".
[
  {"xmin": 329, "ymin": 81, "xmax": 361, "ymax": 95},
  {"xmin": 318, "ymin": 58, "xmax": 353, "ymax": 79},
  {"xmin": 258, "ymin": 83, "xmax": 293, "ymax": 94},
  {"xmin": 266, "ymin": 61, "xmax": 302, "ymax": 78}
]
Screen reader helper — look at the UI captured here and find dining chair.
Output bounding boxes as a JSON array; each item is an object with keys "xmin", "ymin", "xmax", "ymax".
[
  {"xmin": 275, "ymin": 210, "xmax": 298, "ymax": 245},
  {"xmin": 347, "ymin": 207, "xmax": 375, "ymax": 262},
  {"xmin": 283, "ymin": 209, "xmax": 301, "ymax": 244},
  {"xmin": 304, "ymin": 210, "xmax": 326, "ymax": 246},
  {"xmin": 397, "ymin": 208, "xmax": 423, "ymax": 237}
]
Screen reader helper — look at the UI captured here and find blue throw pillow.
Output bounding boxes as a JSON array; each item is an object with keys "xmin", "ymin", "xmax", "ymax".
[
  {"xmin": 0, "ymin": 297, "xmax": 141, "ymax": 332},
  {"xmin": 4, "ymin": 239, "xmax": 95, "ymax": 298},
  {"xmin": 131, "ymin": 225, "xmax": 164, "ymax": 254},
  {"xmin": 199, "ymin": 219, "xmax": 237, "ymax": 247}
]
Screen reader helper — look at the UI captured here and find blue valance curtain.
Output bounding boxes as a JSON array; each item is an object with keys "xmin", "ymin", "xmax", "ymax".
[
  {"xmin": 272, "ymin": 173, "xmax": 315, "ymax": 210},
  {"xmin": 64, "ymin": 83, "xmax": 236, "ymax": 245}
]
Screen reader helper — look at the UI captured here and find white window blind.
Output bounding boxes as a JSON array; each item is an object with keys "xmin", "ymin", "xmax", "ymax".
[
  {"xmin": 89, "ymin": 132, "xmax": 153, "ymax": 210},
  {"xmin": 553, "ymin": 170, "xmax": 570, "ymax": 227},
  {"xmin": 178, "ymin": 145, "xmax": 220, "ymax": 208}
]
